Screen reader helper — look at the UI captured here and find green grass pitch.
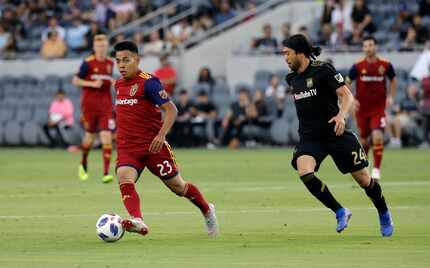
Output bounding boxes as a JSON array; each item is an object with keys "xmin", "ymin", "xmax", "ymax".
[{"xmin": 0, "ymin": 148, "xmax": 429, "ymax": 267}]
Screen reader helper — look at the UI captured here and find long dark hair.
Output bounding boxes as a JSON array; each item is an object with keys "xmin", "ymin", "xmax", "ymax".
[{"xmin": 282, "ymin": 34, "xmax": 321, "ymax": 60}]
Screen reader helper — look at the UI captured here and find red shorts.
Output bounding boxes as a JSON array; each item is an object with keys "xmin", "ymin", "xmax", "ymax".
[
  {"xmin": 81, "ymin": 111, "xmax": 115, "ymax": 133},
  {"xmin": 356, "ymin": 112, "xmax": 386, "ymax": 139},
  {"xmin": 116, "ymin": 143, "xmax": 179, "ymax": 180}
]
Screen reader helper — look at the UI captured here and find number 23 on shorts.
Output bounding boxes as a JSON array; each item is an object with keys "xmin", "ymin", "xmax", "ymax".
[
  {"xmin": 352, "ymin": 148, "xmax": 367, "ymax": 165},
  {"xmin": 157, "ymin": 160, "xmax": 173, "ymax": 177}
]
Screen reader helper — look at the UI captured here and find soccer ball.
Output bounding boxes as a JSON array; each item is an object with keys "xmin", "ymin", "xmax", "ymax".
[{"xmin": 96, "ymin": 213, "xmax": 125, "ymax": 242}]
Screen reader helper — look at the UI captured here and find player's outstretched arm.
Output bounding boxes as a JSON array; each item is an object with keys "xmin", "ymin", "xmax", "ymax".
[
  {"xmin": 72, "ymin": 76, "xmax": 103, "ymax": 88},
  {"xmin": 149, "ymin": 101, "xmax": 178, "ymax": 153}
]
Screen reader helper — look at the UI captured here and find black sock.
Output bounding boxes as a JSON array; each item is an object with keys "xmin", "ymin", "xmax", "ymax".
[
  {"xmin": 364, "ymin": 178, "xmax": 388, "ymax": 214},
  {"xmin": 300, "ymin": 173, "xmax": 343, "ymax": 213}
]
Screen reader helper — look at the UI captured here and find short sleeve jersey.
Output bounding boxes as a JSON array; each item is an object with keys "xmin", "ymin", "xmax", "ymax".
[
  {"xmin": 348, "ymin": 57, "xmax": 396, "ymax": 115},
  {"xmin": 114, "ymin": 71, "xmax": 170, "ymax": 151},
  {"xmin": 286, "ymin": 61, "xmax": 346, "ymax": 140},
  {"xmin": 76, "ymin": 55, "xmax": 114, "ymax": 114}
]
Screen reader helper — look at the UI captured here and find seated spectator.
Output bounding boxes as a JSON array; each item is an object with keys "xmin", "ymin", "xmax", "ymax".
[
  {"xmin": 219, "ymin": 88, "xmax": 254, "ymax": 149},
  {"xmin": 252, "ymin": 89, "xmax": 273, "ymax": 127},
  {"xmin": 265, "ymin": 75, "xmax": 286, "ymax": 116},
  {"xmin": 321, "ymin": 0, "xmax": 335, "ymax": 26},
  {"xmin": 281, "ymin": 22, "xmax": 291, "ymax": 45},
  {"xmin": 42, "ymin": 17, "xmax": 66, "ymax": 41},
  {"xmin": 351, "ymin": 0, "xmax": 375, "ymax": 35},
  {"xmin": 171, "ymin": 89, "xmax": 194, "ymax": 146},
  {"xmin": 0, "ymin": 23, "xmax": 14, "ymax": 57},
  {"xmin": 66, "ymin": 18, "xmax": 90, "ymax": 52},
  {"xmin": 252, "ymin": 24, "xmax": 278, "ymax": 52},
  {"xmin": 410, "ymin": 41, "xmax": 430, "ymax": 81},
  {"xmin": 331, "ymin": 0, "xmax": 353, "ymax": 41},
  {"xmin": 391, "ymin": 84, "xmax": 422, "ymax": 147},
  {"xmin": 317, "ymin": 23, "xmax": 334, "ymax": 46},
  {"xmin": 154, "ymin": 54, "xmax": 177, "ymax": 96},
  {"xmin": 411, "ymin": 15, "xmax": 429, "ymax": 44},
  {"xmin": 197, "ymin": 67, "xmax": 216, "ymax": 94},
  {"xmin": 190, "ymin": 90, "xmax": 218, "ymax": 147},
  {"xmin": 143, "ymin": 30, "xmax": 166, "ymax": 56},
  {"xmin": 169, "ymin": 19, "xmax": 192, "ymax": 44},
  {"xmin": 132, "ymin": 31, "xmax": 145, "ymax": 54},
  {"xmin": 43, "ymin": 89, "xmax": 75, "ymax": 148},
  {"xmin": 85, "ymin": 21, "xmax": 104, "ymax": 50},
  {"xmin": 109, "ymin": 0, "xmax": 137, "ymax": 26},
  {"xmin": 40, "ymin": 30, "xmax": 67, "ymax": 59},
  {"xmin": 215, "ymin": 0, "xmax": 236, "ymax": 25}
]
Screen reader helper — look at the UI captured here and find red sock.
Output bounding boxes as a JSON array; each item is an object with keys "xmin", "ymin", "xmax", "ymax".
[
  {"xmin": 373, "ymin": 143, "xmax": 384, "ymax": 169},
  {"xmin": 102, "ymin": 144, "xmax": 112, "ymax": 176},
  {"xmin": 81, "ymin": 144, "xmax": 91, "ymax": 171},
  {"xmin": 184, "ymin": 183, "xmax": 210, "ymax": 215},
  {"xmin": 120, "ymin": 183, "xmax": 142, "ymax": 219}
]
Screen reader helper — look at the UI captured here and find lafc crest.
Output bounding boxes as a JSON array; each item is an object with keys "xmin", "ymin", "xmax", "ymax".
[{"xmin": 130, "ymin": 83, "xmax": 138, "ymax": 96}]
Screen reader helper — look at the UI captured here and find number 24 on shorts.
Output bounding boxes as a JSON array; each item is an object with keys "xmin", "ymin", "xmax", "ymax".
[
  {"xmin": 157, "ymin": 160, "xmax": 173, "ymax": 176},
  {"xmin": 352, "ymin": 148, "xmax": 366, "ymax": 165}
]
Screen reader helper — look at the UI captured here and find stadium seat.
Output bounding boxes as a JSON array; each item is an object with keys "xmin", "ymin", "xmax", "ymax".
[
  {"xmin": 33, "ymin": 108, "xmax": 49, "ymax": 124},
  {"xmin": 15, "ymin": 106, "xmax": 34, "ymax": 123},
  {"xmin": 270, "ymin": 119, "xmax": 290, "ymax": 144},
  {"xmin": 4, "ymin": 121, "xmax": 22, "ymax": 145},
  {"xmin": 0, "ymin": 107, "xmax": 16, "ymax": 123},
  {"xmin": 21, "ymin": 121, "xmax": 40, "ymax": 146}
]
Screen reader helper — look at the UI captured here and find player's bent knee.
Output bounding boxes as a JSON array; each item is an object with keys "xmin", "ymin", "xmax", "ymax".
[
  {"xmin": 164, "ymin": 175, "xmax": 187, "ymax": 196},
  {"xmin": 351, "ymin": 168, "xmax": 371, "ymax": 188}
]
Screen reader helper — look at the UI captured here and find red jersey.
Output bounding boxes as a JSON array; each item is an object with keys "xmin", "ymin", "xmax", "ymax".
[
  {"xmin": 114, "ymin": 71, "xmax": 170, "ymax": 151},
  {"xmin": 77, "ymin": 55, "xmax": 114, "ymax": 114},
  {"xmin": 348, "ymin": 57, "xmax": 396, "ymax": 115},
  {"xmin": 154, "ymin": 65, "xmax": 177, "ymax": 95}
]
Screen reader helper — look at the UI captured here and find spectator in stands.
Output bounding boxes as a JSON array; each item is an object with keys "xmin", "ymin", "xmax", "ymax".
[
  {"xmin": 42, "ymin": 17, "xmax": 66, "ymax": 42},
  {"xmin": 110, "ymin": 0, "xmax": 137, "ymax": 26},
  {"xmin": 252, "ymin": 89, "xmax": 273, "ymax": 129},
  {"xmin": 219, "ymin": 88, "xmax": 253, "ymax": 149},
  {"xmin": 321, "ymin": 0, "xmax": 335, "ymax": 25},
  {"xmin": 317, "ymin": 23, "xmax": 334, "ymax": 46},
  {"xmin": 214, "ymin": 0, "xmax": 236, "ymax": 25},
  {"xmin": 43, "ymin": 89, "xmax": 74, "ymax": 148},
  {"xmin": 298, "ymin": 25, "xmax": 310, "ymax": 39},
  {"xmin": 411, "ymin": 15, "xmax": 429, "ymax": 44},
  {"xmin": 0, "ymin": 7, "xmax": 24, "ymax": 40},
  {"xmin": 190, "ymin": 90, "xmax": 218, "ymax": 148},
  {"xmin": 132, "ymin": 31, "xmax": 145, "ymax": 55},
  {"xmin": 85, "ymin": 21, "xmax": 103, "ymax": 50},
  {"xmin": 331, "ymin": 0, "xmax": 353, "ymax": 42},
  {"xmin": 252, "ymin": 24, "xmax": 278, "ymax": 52},
  {"xmin": 197, "ymin": 67, "xmax": 216, "ymax": 95},
  {"xmin": 390, "ymin": 84, "xmax": 422, "ymax": 147},
  {"xmin": 351, "ymin": 0, "xmax": 375, "ymax": 34},
  {"xmin": 154, "ymin": 54, "xmax": 177, "ymax": 96},
  {"xmin": 0, "ymin": 23, "xmax": 14, "ymax": 57},
  {"xmin": 169, "ymin": 18, "xmax": 192, "ymax": 44},
  {"xmin": 144, "ymin": 30, "xmax": 166, "ymax": 56},
  {"xmin": 410, "ymin": 41, "xmax": 430, "ymax": 81},
  {"xmin": 265, "ymin": 75, "xmax": 286, "ymax": 116},
  {"xmin": 281, "ymin": 22, "xmax": 291, "ymax": 45},
  {"xmin": 66, "ymin": 18, "xmax": 90, "ymax": 52},
  {"xmin": 419, "ymin": 0, "xmax": 430, "ymax": 17},
  {"xmin": 171, "ymin": 89, "xmax": 194, "ymax": 147},
  {"xmin": 40, "ymin": 30, "xmax": 67, "ymax": 59}
]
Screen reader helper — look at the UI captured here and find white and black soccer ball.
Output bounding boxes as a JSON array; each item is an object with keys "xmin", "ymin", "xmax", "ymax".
[{"xmin": 96, "ymin": 213, "xmax": 125, "ymax": 242}]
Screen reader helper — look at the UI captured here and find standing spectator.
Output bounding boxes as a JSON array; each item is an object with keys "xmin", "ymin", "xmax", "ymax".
[
  {"xmin": 66, "ymin": 18, "xmax": 90, "ymax": 52},
  {"xmin": 42, "ymin": 17, "xmax": 66, "ymax": 41},
  {"xmin": 154, "ymin": 54, "xmax": 177, "ymax": 96},
  {"xmin": 197, "ymin": 67, "xmax": 216, "ymax": 94},
  {"xmin": 191, "ymin": 90, "xmax": 218, "ymax": 148},
  {"xmin": 40, "ymin": 30, "xmax": 67, "ymax": 59},
  {"xmin": 171, "ymin": 89, "xmax": 194, "ymax": 146},
  {"xmin": 43, "ymin": 89, "xmax": 75, "ymax": 148},
  {"xmin": 252, "ymin": 24, "xmax": 278, "ymax": 51},
  {"xmin": 214, "ymin": 0, "xmax": 236, "ymax": 25}
]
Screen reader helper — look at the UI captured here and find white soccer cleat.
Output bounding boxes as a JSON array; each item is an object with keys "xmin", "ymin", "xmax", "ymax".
[
  {"xmin": 205, "ymin": 203, "xmax": 219, "ymax": 237},
  {"xmin": 371, "ymin": 168, "xmax": 381, "ymax": 180},
  {"xmin": 121, "ymin": 217, "xmax": 149, "ymax": 236}
]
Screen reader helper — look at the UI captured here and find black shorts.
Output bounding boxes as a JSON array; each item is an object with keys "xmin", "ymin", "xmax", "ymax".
[{"xmin": 291, "ymin": 131, "xmax": 369, "ymax": 174}]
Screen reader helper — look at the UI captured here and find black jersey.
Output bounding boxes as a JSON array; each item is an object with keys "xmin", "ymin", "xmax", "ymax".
[{"xmin": 286, "ymin": 61, "xmax": 346, "ymax": 140}]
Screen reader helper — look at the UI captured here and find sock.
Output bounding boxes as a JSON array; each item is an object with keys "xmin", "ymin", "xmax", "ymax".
[
  {"xmin": 364, "ymin": 178, "xmax": 388, "ymax": 214},
  {"xmin": 373, "ymin": 143, "xmax": 384, "ymax": 169},
  {"xmin": 81, "ymin": 144, "xmax": 91, "ymax": 171},
  {"xmin": 120, "ymin": 182, "xmax": 142, "ymax": 219},
  {"xmin": 183, "ymin": 183, "xmax": 210, "ymax": 215},
  {"xmin": 301, "ymin": 173, "xmax": 343, "ymax": 213},
  {"xmin": 102, "ymin": 144, "xmax": 112, "ymax": 176}
]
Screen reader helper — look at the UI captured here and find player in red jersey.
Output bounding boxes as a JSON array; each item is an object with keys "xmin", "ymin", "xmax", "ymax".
[
  {"xmin": 112, "ymin": 41, "xmax": 219, "ymax": 237},
  {"xmin": 347, "ymin": 36, "xmax": 397, "ymax": 180},
  {"xmin": 72, "ymin": 34, "xmax": 115, "ymax": 183}
]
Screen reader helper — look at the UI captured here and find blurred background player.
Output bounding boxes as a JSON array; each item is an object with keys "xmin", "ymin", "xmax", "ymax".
[
  {"xmin": 347, "ymin": 36, "xmax": 397, "ymax": 180},
  {"xmin": 72, "ymin": 34, "xmax": 115, "ymax": 183},
  {"xmin": 113, "ymin": 41, "xmax": 218, "ymax": 237}
]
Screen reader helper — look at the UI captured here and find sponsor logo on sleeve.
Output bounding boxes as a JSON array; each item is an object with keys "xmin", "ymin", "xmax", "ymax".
[
  {"xmin": 335, "ymin": 73, "xmax": 344, "ymax": 83},
  {"xmin": 159, "ymin": 90, "xmax": 169, "ymax": 99}
]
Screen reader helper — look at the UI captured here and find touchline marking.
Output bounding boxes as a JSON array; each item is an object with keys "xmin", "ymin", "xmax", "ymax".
[
  {"xmin": 0, "ymin": 181, "xmax": 429, "ymax": 198},
  {"xmin": 0, "ymin": 205, "xmax": 427, "ymax": 219}
]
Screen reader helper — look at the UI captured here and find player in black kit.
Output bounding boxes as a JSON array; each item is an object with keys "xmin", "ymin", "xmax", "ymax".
[{"xmin": 283, "ymin": 34, "xmax": 393, "ymax": 237}]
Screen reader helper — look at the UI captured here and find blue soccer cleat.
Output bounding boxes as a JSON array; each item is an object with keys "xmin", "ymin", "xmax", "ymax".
[
  {"xmin": 379, "ymin": 210, "xmax": 394, "ymax": 237},
  {"xmin": 336, "ymin": 208, "xmax": 352, "ymax": 233}
]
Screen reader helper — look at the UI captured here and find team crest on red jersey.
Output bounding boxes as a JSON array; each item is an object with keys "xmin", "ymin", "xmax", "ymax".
[
  {"xmin": 378, "ymin": 65, "xmax": 385, "ymax": 75},
  {"xmin": 130, "ymin": 83, "xmax": 139, "ymax": 96},
  {"xmin": 159, "ymin": 90, "xmax": 169, "ymax": 99}
]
